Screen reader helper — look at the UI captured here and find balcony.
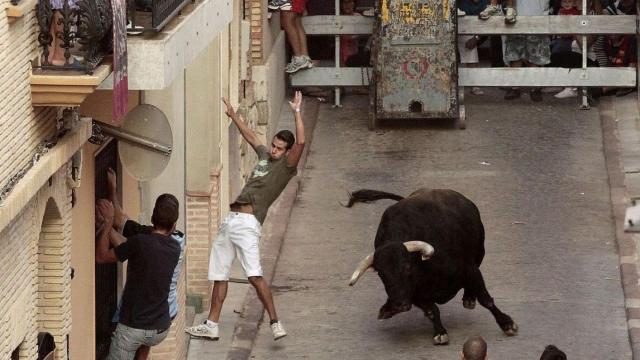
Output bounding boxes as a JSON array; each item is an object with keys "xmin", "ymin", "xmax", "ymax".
[
  {"xmin": 99, "ymin": 0, "xmax": 232, "ymax": 90},
  {"xmin": 30, "ymin": 0, "xmax": 114, "ymax": 106},
  {"xmin": 5, "ymin": 0, "xmax": 38, "ymax": 22},
  {"xmin": 128, "ymin": 0, "xmax": 193, "ymax": 33}
]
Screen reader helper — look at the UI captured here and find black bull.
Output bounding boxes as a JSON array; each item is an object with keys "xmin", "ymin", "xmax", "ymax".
[{"xmin": 346, "ymin": 188, "xmax": 518, "ymax": 345}]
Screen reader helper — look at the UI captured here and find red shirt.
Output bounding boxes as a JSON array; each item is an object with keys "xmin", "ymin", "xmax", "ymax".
[{"xmin": 558, "ymin": 7, "xmax": 580, "ymax": 15}]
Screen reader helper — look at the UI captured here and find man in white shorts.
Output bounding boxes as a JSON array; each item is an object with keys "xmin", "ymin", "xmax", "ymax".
[{"xmin": 185, "ymin": 92, "xmax": 306, "ymax": 341}]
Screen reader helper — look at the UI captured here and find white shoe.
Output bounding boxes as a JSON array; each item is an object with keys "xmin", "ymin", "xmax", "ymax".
[
  {"xmin": 504, "ymin": 7, "xmax": 517, "ymax": 24},
  {"xmin": 285, "ymin": 56, "xmax": 312, "ymax": 74},
  {"xmin": 271, "ymin": 321, "xmax": 287, "ymax": 340},
  {"xmin": 471, "ymin": 87, "xmax": 484, "ymax": 95},
  {"xmin": 478, "ymin": 4, "xmax": 501, "ymax": 20},
  {"xmin": 302, "ymin": 55, "xmax": 314, "ymax": 68},
  {"xmin": 457, "ymin": 8, "xmax": 466, "ymax": 16},
  {"xmin": 185, "ymin": 322, "xmax": 219, "ymax": 340},
  {"xmin": 554, "ymin": 87, "xmax": 578, "ymax": 99}
]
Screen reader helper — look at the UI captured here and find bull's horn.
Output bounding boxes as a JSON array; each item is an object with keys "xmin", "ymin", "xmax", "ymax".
[
  {"xmin": 403, "ymin": 241, "xmax": 435, "ymax": 261},
  {"xmin": 349, "ymin": 253, "xmax": 374, "ymax": 286}
]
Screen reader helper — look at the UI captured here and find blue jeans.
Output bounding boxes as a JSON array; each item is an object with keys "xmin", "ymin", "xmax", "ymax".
[{"xmin": 106, "ymin": 323, "xmax": 169, "ymax": 360}]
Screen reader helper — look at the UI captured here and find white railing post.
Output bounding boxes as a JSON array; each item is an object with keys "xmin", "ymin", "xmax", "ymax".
[
  {"xmin": 580, "ymin": 0, "xmax": 589, "ymax": 109},
  {"xmin": 334, "ymin": 0, "xmax": 342, "ymax": 107}
]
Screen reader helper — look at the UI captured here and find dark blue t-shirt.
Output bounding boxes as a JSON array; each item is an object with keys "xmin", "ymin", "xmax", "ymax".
[
  {"xmin": 114, "ymin": 232, "xmax": 180, "ymax": 330},
  {"xmin": 458, "ymin": 0, "xmax": 489, "ymax": 16}
]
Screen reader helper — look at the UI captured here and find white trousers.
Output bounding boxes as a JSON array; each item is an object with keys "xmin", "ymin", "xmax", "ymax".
[{"xmin": 208, "ymin": 212, "xmax": 263, "ymax": 281}]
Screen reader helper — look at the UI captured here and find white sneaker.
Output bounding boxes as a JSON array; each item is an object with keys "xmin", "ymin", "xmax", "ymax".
[
  {"xmin": 302, "ymin": 55, "xmax": 314, "ymax": 68},
  {"xmin": 471, "ymin": 87, "xmax": 484, "ymax": 95},
  {"xmin": 185, "ymin": 322, "xmax": 219, "ymax": 340},
  {"xmin": 285, "ymin": 56, "xmax": 312, "ymax": 74},
  {"xmin": 478, "ymin": 4, "xmax": 501, "ymax": 20},
  {"xmin": 504, "ymin": 7, "xmax": 517, "ymax": 24},
  {"xmin": 554, "ymin": 87, "xmax": 578, "ymax": 99},
  {"xmin": 271, "ymin": 321, "xmax": 287, "ymax": 340},
  {"xmin": 457, "ymin": 8, "xmax": 466, "ymax": 16}
]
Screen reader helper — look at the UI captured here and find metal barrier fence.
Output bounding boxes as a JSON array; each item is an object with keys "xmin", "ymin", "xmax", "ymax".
[{"xmin": 291, "ymin": 2, "xmax": 639, "ymax": 109}]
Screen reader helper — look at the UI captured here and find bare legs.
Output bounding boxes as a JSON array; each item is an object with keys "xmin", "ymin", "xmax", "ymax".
[
  {"xmin": 207, "ymin": 277, "xmax": 278, "ymax": 323},
  {"xmin": 281, "ymin": 10, "xmax": 307, "ymax": 58}
]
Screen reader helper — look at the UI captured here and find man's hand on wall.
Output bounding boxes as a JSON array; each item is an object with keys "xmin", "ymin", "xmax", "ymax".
[{"xmin": 97, "ymin": 199, "xmax": 115, "ymax": 225}]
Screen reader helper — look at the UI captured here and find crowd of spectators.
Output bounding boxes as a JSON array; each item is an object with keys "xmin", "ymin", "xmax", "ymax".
[{"xmin": 460, "ymin": 0, "xmax": 638, "ymax": 101}]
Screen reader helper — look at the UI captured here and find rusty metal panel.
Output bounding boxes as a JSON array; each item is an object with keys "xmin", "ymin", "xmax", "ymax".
[{"xmin": 372, "ymin": 0, "xmax": 457, "ymax": 119}]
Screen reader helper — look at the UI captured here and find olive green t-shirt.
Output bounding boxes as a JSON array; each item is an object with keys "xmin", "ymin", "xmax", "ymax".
[{"xmin": 233, "ymin": 145, "xmax": 297, "ymax": 224}]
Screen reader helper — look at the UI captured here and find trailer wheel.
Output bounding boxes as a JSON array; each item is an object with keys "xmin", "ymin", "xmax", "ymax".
[{"xmin": 456, "ymin": 105, "xmax": 466, "ymax": 130}]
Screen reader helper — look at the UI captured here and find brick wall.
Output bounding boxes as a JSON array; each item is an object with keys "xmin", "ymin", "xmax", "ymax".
[
  {"xmin": 0, "ymin": 4, "xmax": 58, "ymax": 190},
  {"xmin": 248, "ymin": 0, "xmax": 263, "ymax": 63},
  {"xmin": 186, "ymin": 168, "xmax": 222, "ymax": 310},
  {"xmin": 0, "ymin": 165, "xmax": 72, "ymax": 359},
  {"xmin": 149, "ymin": 267, "xmax": 188, "ymax": 360}
]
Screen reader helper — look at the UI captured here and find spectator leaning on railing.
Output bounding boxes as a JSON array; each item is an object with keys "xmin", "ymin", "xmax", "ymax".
[
  {"xmin": 458, "ymin": 0, "xmax": 489, "ymax": 96},
  {"xmin": 502, "ymin": 0, "xmax": 551, "ymax": 102},
  {"xmin": 602, "ymin": 2, "xmax": 637, "ymax": 97},
  {"xmin": 268, "ymin": 0, "xmax": 313, "ymax": 73}
]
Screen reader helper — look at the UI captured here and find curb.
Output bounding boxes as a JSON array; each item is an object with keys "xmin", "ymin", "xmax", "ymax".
[
  {"xmin": 599, "ymin": 97, "xmax": 640, "ymax": 359},
  {"xmin": 225, "ymin": 98, "xmax": 321, "ymax": 360}
]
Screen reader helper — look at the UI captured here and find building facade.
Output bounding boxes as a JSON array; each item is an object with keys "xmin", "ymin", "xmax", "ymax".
[{"xmin": 1, "ymin": 0, "xmax": 288, "ymax": 358}]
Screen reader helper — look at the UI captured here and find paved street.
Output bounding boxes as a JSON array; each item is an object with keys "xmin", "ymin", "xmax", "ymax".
[{"xmin": 249, "ymin": 91, "xmax": 632, "ymax": 359}]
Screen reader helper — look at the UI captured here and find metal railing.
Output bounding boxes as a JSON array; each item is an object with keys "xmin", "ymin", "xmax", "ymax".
[
  {"xmin": 291, "ymin": 3, "xmax": 639, "ymax": 109},
  {"xmin": 127, "ymin": 0, "xmax": 193, "ymax": 33},
  {"xmin": 36, "ymin": 0, "xmax": 113, "ymax": 74}
]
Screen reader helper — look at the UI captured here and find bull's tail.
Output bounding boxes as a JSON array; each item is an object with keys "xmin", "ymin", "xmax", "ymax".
[{"xmin": 343, "ymin": 189, "xmax": 404, "ymax": 208}]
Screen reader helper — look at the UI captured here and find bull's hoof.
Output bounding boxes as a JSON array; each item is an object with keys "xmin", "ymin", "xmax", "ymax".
[
  {"xmin": 463, "ymin": 299, "xmax": 476, "ymax": 309},
  {"xmin": 502, "ymin": 322, "xmax": 518, "ymax": 336},
  {"xmin": 432, "ymin": 334, "xmax": 449, "ymax": 345}
]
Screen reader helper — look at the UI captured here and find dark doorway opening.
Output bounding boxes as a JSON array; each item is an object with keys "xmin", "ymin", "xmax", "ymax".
[{"xmin": 95, "ymin": 140, "xmax": 120, "ymax": 359}]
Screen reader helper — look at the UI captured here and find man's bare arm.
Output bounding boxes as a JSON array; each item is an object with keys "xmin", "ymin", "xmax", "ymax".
[
  {"xmin": 222, "ymin": 97, "xmax": 262, "ymax": 151},
  {"xmin": 286, "ymin": 91, "xmax": 306, "ymax": 167},
  {"xmin": 107, "ymin": 168, "xmax": 128, "ymax": 231},
  {"xmin": 96, "ymin": 200, "xmax": 118, "ymax": 264},
  {"xmin": 109, "ymin": 228, "xmax": 127, "ymax": 247}
]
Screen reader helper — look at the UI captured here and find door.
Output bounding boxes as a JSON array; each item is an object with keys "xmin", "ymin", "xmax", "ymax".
[{"xmin": 94, "ymin": 140, "xmax": 119, "ymax": 359}]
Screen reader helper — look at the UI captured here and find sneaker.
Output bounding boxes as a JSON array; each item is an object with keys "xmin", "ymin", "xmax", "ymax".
[
  {"xmin": 185, "ymin": 322, "xmax": 219, "ymax": 340},
  {"xmin": 504, "ymin": 88, "xmax": 521, "ymax": 100},
  {"xmin": 268, "ymin": 0, "xmax": 291, "ymax": 10},
  {"xmin": 530, "ymin": 88, "xmax": 543, "ymax": 102},
  {"xmin": 271, "ymin": 321, "xmax": 287, "ymax": 341},
  {"xmin": 554, "ymin": 87, "xmax": 578, "ymax": 99},
  {"xmin": 285, "ymin": 56, "xmax": 312, "ymax": 74},
  {"xmin": 457, "ymin": 8, "xmax": 466, "ymax": 16},
  {"xmin": 504, "ymin": 7, "xmax": 517, "ymax": 24},
  {"xmin": 471, "ymin": 87, "xmax": 484, "ymax": 95},
  {"xmin": 478, "ymin": 5, "xmax": 501, "ymax": 20},
  {"xmin": 302, "ymin": 55, "xmax": 313, "ymax": 68}
]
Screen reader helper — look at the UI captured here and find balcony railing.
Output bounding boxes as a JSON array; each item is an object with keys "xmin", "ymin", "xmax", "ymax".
[
  {"xmin": 36, "ymin": 0, "xmax": 113, "ymax": 74},
  {"xmin": 127, "ymin": 0, "xmax": 193, "ymax": 33}
]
